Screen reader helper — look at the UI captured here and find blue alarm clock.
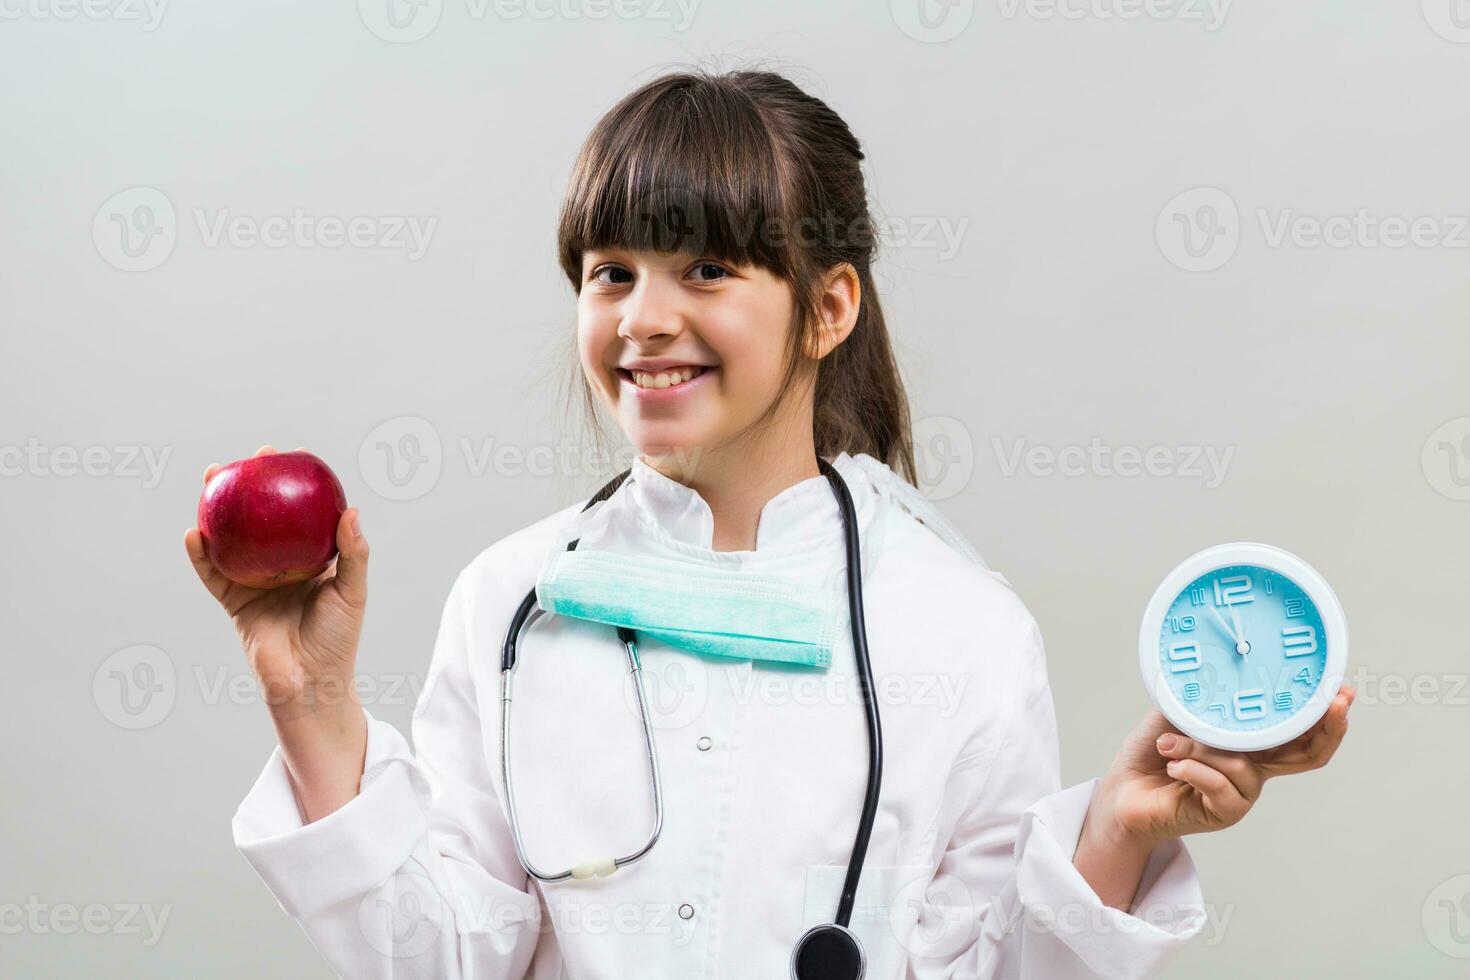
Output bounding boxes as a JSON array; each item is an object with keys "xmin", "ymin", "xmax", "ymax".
[{"xmin": 1139, "ymin": 543, "xmax": 1348, "ymax": 751}]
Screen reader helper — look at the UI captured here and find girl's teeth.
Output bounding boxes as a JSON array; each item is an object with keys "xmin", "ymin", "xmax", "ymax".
[{"xmin": 633, "ymin": 367, "xmax": 704, "ymax": 389}]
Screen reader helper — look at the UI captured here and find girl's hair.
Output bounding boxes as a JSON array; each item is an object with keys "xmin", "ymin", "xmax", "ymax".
[{"xmin": 556, "ymin": 68, "xmax": 917, "ymax": 485}]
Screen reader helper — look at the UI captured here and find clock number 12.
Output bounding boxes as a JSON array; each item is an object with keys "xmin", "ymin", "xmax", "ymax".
[{"xmin": 1214, "ymin": 575, "xmax": 1254, "ymax": 607}]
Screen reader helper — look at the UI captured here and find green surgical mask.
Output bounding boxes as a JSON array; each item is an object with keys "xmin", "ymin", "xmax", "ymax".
[{"xmin": 534, "ymin": 547, "xmax": 843, "ymax": 669}]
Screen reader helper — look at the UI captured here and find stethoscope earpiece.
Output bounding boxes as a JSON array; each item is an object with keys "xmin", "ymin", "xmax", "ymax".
[{"xmin": 790, "ymin": 922, "xmax": 865, "ymax": 980}]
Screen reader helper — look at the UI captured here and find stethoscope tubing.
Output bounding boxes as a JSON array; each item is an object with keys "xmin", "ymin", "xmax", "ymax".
[
  {"xmin": 501, "ymin": 608, "xmax": 664, "ymax": 882},
  {"xmin": 497, "ymin": 458, "xmax": 883, "ymax": 945},
  {"xmin": 817, "ymin": 458, "xmax": 884, "ymax": 931}
]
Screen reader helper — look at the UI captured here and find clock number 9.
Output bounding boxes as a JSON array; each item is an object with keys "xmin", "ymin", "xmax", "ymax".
[{"xmin": 1167, "ymin": 641, "xmax": 1202, "ymax": 673}]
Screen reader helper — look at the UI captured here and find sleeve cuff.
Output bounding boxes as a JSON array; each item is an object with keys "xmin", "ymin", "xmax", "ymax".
[
  {"xmin": 1013, "ymin": 777, "xmax": 1207, "ymax": 978},
  {"xmin": 231, "ymin": 709, "xmax": 429, "ymax": 919}
]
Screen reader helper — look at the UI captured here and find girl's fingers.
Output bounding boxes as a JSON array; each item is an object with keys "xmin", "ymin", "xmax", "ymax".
[
  {"xmin": 1257, "ymin": 686, "xmax": 1354, "ymax": 776},
  {"xmin": 183, "ymin": 527, "xmax": 232, "ymax": 604},
  {"xmin": 332, "ymin": 508, "xmax": 369, "ymax": 610},
  {"xmin": 1166, "ymin": 758, "xmax": 1250, "ymax": 826},
  {"xmin": 206, "ymin": 444, "xmax": 284, "ymax": 484},
  {"xmin": 1156, "ymin": 734, "xmax": 1264, "ymax": 802}
]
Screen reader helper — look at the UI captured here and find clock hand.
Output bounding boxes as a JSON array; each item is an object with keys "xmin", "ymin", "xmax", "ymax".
[
  {"xmin": 1227, "ymin": 602, "xmax": 1249, "ymax": 655},
  {"xmin": 1205, "ymin": 601, "xmax": 1240, "ymax": 648}
]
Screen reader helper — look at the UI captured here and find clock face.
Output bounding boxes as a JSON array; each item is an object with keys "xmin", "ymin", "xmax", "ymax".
[
  {"xmin": 1139, "ymin": 543, "xmax": 1347, "ymax": 751},
  {"xmin": 1156, "ymin": 564, "xmax": 1328, "ymax": 736}
]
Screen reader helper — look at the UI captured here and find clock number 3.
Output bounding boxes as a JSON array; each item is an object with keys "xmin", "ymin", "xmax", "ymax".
[{"xmin": 1282, "ymin": 624, "xmax": 1318, "ymax": 657}]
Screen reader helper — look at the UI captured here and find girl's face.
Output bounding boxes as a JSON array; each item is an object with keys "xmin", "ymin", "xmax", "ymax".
[{"xmin": 577, "ymin": 248, "xmax": 802, "ymax": 464}]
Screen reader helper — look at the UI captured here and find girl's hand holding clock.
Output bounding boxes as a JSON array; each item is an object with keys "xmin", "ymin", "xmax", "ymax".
[
  {"xmin": 1073, "ymin": 685, "xmax": 1355, "ymax": 911},
  {"xmin": 1073, "ymin": 544, "xmax": 1355, "ymax": 911}
]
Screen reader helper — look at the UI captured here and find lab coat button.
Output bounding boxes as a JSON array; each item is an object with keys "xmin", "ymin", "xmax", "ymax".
[
  {"xmin": 678, "ymin": 903, "xmax": 695, "ymax": 919},
  {"xmin": 696, "ymin": 736, "xmax": 712, "ymax": 751}
]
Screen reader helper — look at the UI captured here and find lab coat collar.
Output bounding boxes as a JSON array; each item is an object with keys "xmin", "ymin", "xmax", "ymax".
[
  {"xmin": 555, "ymin": 449, "xmax": 991, "ymax": 575},
  {"xmin": 624, "ymin": 452, "xmax": 854, "ymax": 554}
]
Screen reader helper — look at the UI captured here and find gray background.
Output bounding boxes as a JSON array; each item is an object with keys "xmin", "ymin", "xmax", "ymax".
[{"xmin": 3, "ymin": 1, "xmax": 1467, "ymax": 976}]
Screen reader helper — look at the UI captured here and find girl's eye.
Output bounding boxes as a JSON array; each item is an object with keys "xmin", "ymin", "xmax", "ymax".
[
  {"xmin": 590, "ymin": 265, "xmax": 633, "ymax": 286},
  {"xmin": 588, "ymin": 262, "xmax": 728, "ymax": 286},
  {"xmin": 689, "ymin": 262, "xmax": 729, "ymax": 283}
]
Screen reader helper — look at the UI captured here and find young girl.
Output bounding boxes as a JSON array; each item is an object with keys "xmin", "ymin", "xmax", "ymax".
[{"xmin": 187, "ymin": 69, "xmax": 1354, "ymax": 979}]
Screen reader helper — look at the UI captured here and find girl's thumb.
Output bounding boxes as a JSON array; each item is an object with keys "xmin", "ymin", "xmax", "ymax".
[{"xmin": 333, "ymin": 508, "xmax": 369, "ymax": 609}]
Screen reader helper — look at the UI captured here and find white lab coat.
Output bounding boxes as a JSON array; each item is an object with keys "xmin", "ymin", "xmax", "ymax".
[{"xmin": 233, "ymin": 452, "xmax": 1207, "ymax": 979}]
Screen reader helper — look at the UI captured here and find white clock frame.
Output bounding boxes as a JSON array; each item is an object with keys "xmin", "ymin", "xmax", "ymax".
[{"xmin": 1138, "ymin": 542, "xmax": 1349, "ymax": 752}]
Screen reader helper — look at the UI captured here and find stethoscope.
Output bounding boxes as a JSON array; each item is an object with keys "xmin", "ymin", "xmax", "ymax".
[{"xmin": 499, "ymin": 457, "xmax": 883, "ymax": 980}]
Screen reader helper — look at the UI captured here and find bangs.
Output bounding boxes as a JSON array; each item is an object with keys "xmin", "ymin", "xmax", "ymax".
[{"xmin": 557, "ymin": 75, "xmax": 798, "ymax": 286}]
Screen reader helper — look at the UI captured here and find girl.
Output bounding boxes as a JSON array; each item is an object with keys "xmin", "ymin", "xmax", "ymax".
[{"xmin": 187, "ymin": 69, "xmax": 1353, "ymax": 979}]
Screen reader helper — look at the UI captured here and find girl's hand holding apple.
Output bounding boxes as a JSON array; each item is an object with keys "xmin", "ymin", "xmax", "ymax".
[{"xmin": 184, "ymin": 445, "xmax": 369, "ymax": 822}]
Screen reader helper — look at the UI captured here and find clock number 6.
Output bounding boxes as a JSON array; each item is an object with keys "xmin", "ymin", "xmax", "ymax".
[{"xmin": 1233, "ymin": 689, "xmax": 1266, "ymax": 720}]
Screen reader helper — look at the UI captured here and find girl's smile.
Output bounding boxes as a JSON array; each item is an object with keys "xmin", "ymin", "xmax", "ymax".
[{"xmin": 617, "ymin": 363, "xmax": 717, "ymax": 400}]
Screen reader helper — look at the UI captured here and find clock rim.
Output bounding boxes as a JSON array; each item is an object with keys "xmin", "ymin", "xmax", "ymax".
[{"xmin": 1137, "ymin": 542, "xmax": 1349, "ymax": 752}]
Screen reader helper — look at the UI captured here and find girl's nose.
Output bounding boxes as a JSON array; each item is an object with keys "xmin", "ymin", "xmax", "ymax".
[{"xmin": 617, "ymin": 278, "xmax": 685, "ymax": 345}]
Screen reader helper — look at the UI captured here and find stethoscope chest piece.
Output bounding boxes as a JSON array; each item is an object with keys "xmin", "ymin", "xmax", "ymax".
[{"xmin": 790, "ymin": 922, "xmax": 865, "ymax": 980}]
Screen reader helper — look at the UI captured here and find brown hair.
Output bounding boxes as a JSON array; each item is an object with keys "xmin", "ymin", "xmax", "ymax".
[{"xmin": 556, "ymin": 68, "xmax": 916, "ymax": 485}]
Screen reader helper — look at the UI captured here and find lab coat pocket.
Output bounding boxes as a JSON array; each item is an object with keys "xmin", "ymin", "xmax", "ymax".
[{"xmin": 802, "ymin": 863, "xmax": 930, "ymax": 980}]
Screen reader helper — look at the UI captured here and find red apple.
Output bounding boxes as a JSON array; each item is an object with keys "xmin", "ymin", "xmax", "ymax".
[{"xmin": 197, "ymin": 451, "xmax": 348, "ymax": 589}]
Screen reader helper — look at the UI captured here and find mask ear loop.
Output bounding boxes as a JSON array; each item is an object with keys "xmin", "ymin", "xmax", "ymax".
[
  {"xmin": 502, "ymin": 468, "xmax": 632, "ymax": 673},
  {"xmin": 849, "ymin": 453, "xmax": 999, "ymax": 578}
]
